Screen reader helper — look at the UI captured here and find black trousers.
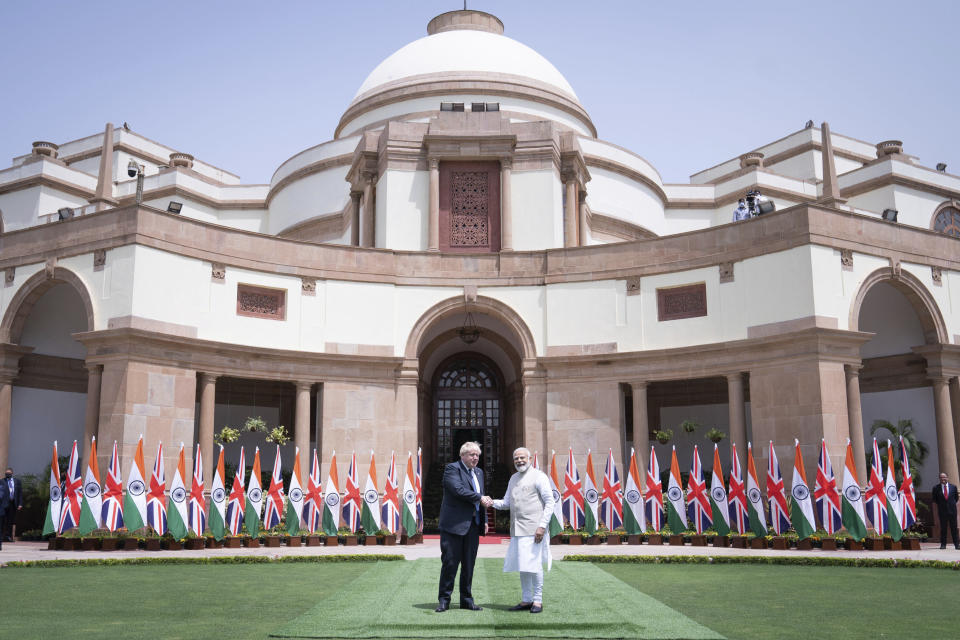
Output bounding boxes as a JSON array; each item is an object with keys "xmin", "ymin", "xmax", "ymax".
[
  {"xmin": 437, "ymin": 521, "xmax": 480, "ymax": 604},
  {"xmin": 0, "ymin": 510, "xmax": 5, "ymax": 548},
  {"xmin": 938, "ymin": 511, "xmax": 959, "ymax": 547}
]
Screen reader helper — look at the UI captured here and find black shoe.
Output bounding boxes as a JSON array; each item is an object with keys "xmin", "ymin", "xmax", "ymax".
[
  {"xmin": 941, "ymin": 545, "xmax": 947, "ymax": 549},
  {"xmin": 508, "ymin": 602, "xmax": 533, "ymax": 611},
  {"xmin": 435, "ymin": 601, "xmax": 449, "ymax": 613},
  {"xmin": 460, "ymin": 601, "xmax": 482, "ymax": 611},
  {"xmin": 530, "ymin": 604, "xmax": 543, "ymax": 614}
]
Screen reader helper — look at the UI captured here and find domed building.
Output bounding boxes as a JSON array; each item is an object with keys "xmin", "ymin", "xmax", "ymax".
[{"xmin": 0, "ymin": 11, "xmax": 958, "ymax": 525}]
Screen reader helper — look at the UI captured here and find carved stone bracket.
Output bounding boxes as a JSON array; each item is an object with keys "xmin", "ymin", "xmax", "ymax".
[
  {"xmin": 463, "ymin": 284, "xmax": 478, "ymax": 303},
  {"xmin": 301, "ymin": 277, "xmax": 317, "ymax": 295},
  {"xmin": 211, "ymin": 263, "xmax": 226, "ymax": 281},
  {"xmin": 625, "ymin": 276, "xmax": 641, "ymax": 296},
  {"xmin": 4, "ymin": 267, "xmax": 13, "ymax": 286},
  {"xmin": 93, "ymin": 249, "xmax": 106, "ymax": 269},
  {"xmin": 840, "ymin": 249, "xmax": 853, "ymax": 271},
  {"xmin": 45, "ymin": 258, "xmax": 57, "ymax": 279},
  {"xmin": 932, "ymin": 266, "xmax": 942, "ymax": 286},
  {"xmin": 719, "ymin": 261, "xmax": 735, "ymax": 283}
]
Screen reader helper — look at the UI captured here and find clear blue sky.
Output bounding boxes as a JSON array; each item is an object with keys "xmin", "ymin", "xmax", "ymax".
[{"xmin": 1, "ymin": 0, "xmax": 957, "ymax": 185}]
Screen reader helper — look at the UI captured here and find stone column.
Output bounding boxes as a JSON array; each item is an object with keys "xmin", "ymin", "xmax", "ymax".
[
  {"xmin": 950, "ymin": 377, "xmax": 960, "ymax": 474},
  {"xmin": 844, "ymin": 365, "xmax": 867, "ymax": 485},
  {"xmin": 350, "ymin": 191, "xmax": 362, "ymax": 247},
  {"xmin": 500, "ymin": 158, "xmax": 513, "ymax": 251},
  {"xmin": 0, "ymin": 375, "xmax": 12, "ymax": 472},
  {"xmin": 82, "ymin": 364, "xmax": 103, "ymax": 463},
  {"xmin": 361, "ymin": 173, "xmax": 376, "ymax": 248},
  {"xmin": 726, "ymin": 372, "xmax": 746, "ymax": 469},
  {"xmin": 522, "ymin": 367, "xmax": 548, "ymax": 456},
  {"xmin": 198, "ymin": 373, "xmax": 218, "ymax": 488},
  {"xmin": 630, "ymin": 381, "xmax": 648, "ymax": 482},
  {"xmin": 295, "ymin": 381, "xmax": 313, "ymax": 461},
  {"xmin": 932, "ymin": 376, "xmax": 959, "ymax": 481},
  {"xmin": 577, "ymin": 190, "xmax": 588, "ymax": 246},
  {"xmin": 428, "ymin": 158, "xmax": 440, "ymax": 251},
  {"xmin": 564, "ymin": 177, "xmax": 578, "ymax": 248}
]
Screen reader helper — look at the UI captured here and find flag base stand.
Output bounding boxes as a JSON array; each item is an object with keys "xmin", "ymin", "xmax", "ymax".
[
  {"xmin": 820, "ymin": 538, "xmax": 838, "ymax": 551},
  {"xmin": 668, "ymin": 535, "xmax": 684, "ymax": 546},
  {"xmin": 363, "ymin": 536, "xmax": 378, "ymax": 546},
  {"xmin": 795, "ymin": 538, "xmax": 813, "ymax": 550},
  {"xmin": 729, "ymin": 536, "xmax": 747, "ymax": 548},
  {"xmin": 383, "ymin": 535, "xmax": 397, "ymax": 546},
  {"xmin": 626, "ymin": 534, "xmax": 642, "ymax": 545},
  {"xmin": 606, "ymin": 534, "xmax": 622, "ymax": 545},
  {"xmin": 712, "ymin": 535, "xmax": 729, "ymax": 548},
  {"xmin": 101, "ymin": 537, "xmax": 119, "ymax": 551},
  {"xmin": 902, "ymin": 538, "xmax": 921, "ymax": 550},
  {"xmin": 224, "ymin": 537, "xmax": 242, "ymax": 548},
  {"xmin": 844, "ymin": 538, "xmax": 863, "ymax": 551},
  {"xmin": 286, "ymin": 536, "xmax": 302, "ymax": 547},
  {"xmin": 303, "ymin": 535, "xmax": 321, "ymax": 546},
  {"xmin": 568, "ymin": 535, "xmax": 583, "ymax": 545},
  {"xmin": 166, "ymin": 539, "xmax": 183, "ymax": 551},
  {"xmin": 145, "ymin": 539, "xmax": 161, "ymax": 551},
  {"xmin": 343, "ymin": 535, "xmax": 358, "ymax": 546},
  {"xmin": 586, "ymin": 535, "xmax": 602, "ymax": 545},
  {"xmin": 690, "ymin": 535, "xmax": 707, "ymax": 546},
  {"xmin": 123, "ymin": 538, "xmax": 139, "ymax": 550},
  {"xmin": 185, "ymin": 538, "xmax": 205, "ymax": 550},
  {"xmin": 749, "ymin": 537, "xmax": 766, "ymax": 549},
  {"xmin": 264, "ymin": 536, "xmax": 281, "ymax": 547},
  {"xmin": 323, "ymin": 536, "xmax": 338, "ymax": 547},
  {"xmin": 47, "ymin": 538, "xmax": 57, "ymax": 550},
  {"xmin": 771, "ymin": 537, "xmax": 788, "ymax": 550},
  {"xmin": 80, "ymin": 538, "xmax": 99, "ymax": 551},
  {"xmin": 864, "ymin": 538, "xmax": 884, "ymax": 551},
  {"xmin": 647, "ymin": 534, "xmax": 664, "ymax": 545},
  {"xmin": 883, "ymin": 539, "xmax": 902, "ymax": 551},
  {"xmin": 243, "ymin": 537, "xmax": 259, "ymax": 548}
]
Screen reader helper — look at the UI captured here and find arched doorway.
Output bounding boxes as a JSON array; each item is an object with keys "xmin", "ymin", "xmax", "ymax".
[{"xmin": 433, "ymin": 353, "xmax": 504, "ymax": 481}]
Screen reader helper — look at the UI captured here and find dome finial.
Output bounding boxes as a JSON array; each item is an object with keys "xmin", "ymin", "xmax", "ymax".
[{"xmin": 427, "ymin": 9, "xmax": 504, "ymax": 35}]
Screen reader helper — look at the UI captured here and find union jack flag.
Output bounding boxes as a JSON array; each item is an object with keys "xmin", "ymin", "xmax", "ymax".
[
  {"xmin": 600, "ymin": 449, "xmax": 623, "ymax": 530},
  {"xmin": 58, "ymin": 440, "xmax": 82, "ymax": 533},
  {"xmin": 225, "ymin": 447, "xmax": 246, "ymax": 535},
  {"xmin": 686, "ymin": 445, "xmax": 712, "ymax": 534},
  {"xmin": 264, "ymin": 446, "xmax": 285, "ymax": 530},
  {"xmin": 727, "ymin": 444, "xmax": 748, "ymax": 534},
  {"xmin": 645, "ymin": 446, "xmax": 663, "ymax": 531},
  {"xmin": 814, "ymin": 439, "xmax": 842, "ymax": 534},
  {"xmin": 303, "ymin": 448, "xmax": 323, "ymax": 533},
  {"xmin": 899, "ymin": 436, "xmax": 917, "ymax": 529},
  {"xmin": 381, "ymin": 451, "xmax": 401, "ymax": 534},
  {"xmin": 101, "ymin": 441, "xmax": 124, "ymax": 531},
  {"xmin": 145, "ymin": 442, "xmax": 167, "ymax": 535},
  {"xmin": 766, "ymin": 442, "xmax": 790, "ymax": 534},
  {"xmin": 864, "ymin": 438, "xmax": 888, "ymax": 534},
  {"xmin": 341, "ymin": 452, "xmax": 362, "ymax": 532},
  {"xmin": 415, "ymin": 447, "xmax": 423, "ymax": 532},
  {"xmin": 563, "ymin": 448, "xmax": 585, "ymax": 529},
  {"xmin": 188, "ymin": 444, "xmax": 206, "ymax": 536}
]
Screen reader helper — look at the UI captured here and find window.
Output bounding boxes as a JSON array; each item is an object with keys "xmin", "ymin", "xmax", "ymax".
[
  {"xmin": 656, "ymin": 283, "xmax": 707, "ymax": 321},
  {"xmin": 470, "ymin": 102, "xmax": 500, "ymax": 112},
  {"xmin": 440, "ymin": 102, "xmax": 465, "ymax": 112},
  {"xmin": 236, "ymin": 284, "xmax": 286, "ymax": 320},
  {"xmin": 933, "ymin": 204, "xmax": 960, "ymax": 238}
]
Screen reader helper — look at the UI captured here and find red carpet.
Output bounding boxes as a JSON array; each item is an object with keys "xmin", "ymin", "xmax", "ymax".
[{"xmin": 422, "ymin": 534, "xmax": 509, "ymax": 544}]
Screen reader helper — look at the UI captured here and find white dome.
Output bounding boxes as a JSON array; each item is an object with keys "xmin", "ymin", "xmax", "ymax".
[{"xmin": 352, "ymin": 30, "xmax": 579, "ymax": 103}]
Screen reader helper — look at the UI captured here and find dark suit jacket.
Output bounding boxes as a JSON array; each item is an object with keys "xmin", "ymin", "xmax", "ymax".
[
  {"xmin": 0, "ymin": 482, "xmax": 10, "ymax": 518},
  {"xmin": 932, "ymin": 482, "xmax": 958, "ymax": 517},
  {"xmin": 4, "ymin": 477, "xmax": 22, "ymax": 512},
  {"xmin": 438, "ymin": 461, "xmax": 486, "ymax": 535}
]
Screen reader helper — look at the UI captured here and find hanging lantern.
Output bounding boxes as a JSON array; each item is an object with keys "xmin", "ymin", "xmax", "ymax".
[{"xmin": 458, "ymin": 304, "xmax": 481, "ymax": 344}]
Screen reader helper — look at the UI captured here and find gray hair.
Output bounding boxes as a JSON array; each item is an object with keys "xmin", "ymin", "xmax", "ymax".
[
  {"xmin": 459, "ymin": 441, "xmax": 481, "ymax": 456},
  {"xmin": 512, "ymin": 447, "xmax": 531, "ymax": 458}
]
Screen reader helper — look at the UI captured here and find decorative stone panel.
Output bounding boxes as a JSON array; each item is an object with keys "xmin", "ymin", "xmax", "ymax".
[
  {"xmin": 625, "ymin": 276, "xmax": 641, "ymax": 296},
  {"xmin": 4, "ymin": 267, "xmax": 14, "ymax": 286},
  {"xmin": 719, "ymin": 261, "xmax": 734, "ymax": 283},
  {"xmin": 301, "ymin": 277, "xmax": 316, "ymax": 295},
  {"xmin": 657, "ymin": 283, "xmax": 707, "ymax": 322},
  {"xmin": 439, "ymin": 161, "xmax": 501, "ymax": 253},
  {"xmin": 840, "ymin": 249, "xmax": 853, "ymax": 271},
  {"xmin": 236, "ymin": 284, "xmax": 286, "ymax": 320},
  {"xmin": 932, "ymin": 266, "xmax": 942, "ymax": 286},
  {"xmin": 93, "ymin": 249, "xmax": 106, "ymax": 268},
  {"xmin": 211, "ymin": 263, "xmax": 226, "ymax": 281}
]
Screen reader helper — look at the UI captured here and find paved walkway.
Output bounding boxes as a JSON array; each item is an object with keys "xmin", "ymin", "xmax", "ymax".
[{"xmin": 3, "ymin": 538, "xmax": 958, "ymax": 564}]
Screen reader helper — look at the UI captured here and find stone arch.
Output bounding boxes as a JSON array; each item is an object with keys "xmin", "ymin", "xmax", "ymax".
[
  {"xmin": 849, "ymin": 266, "xmax": 948, "ymax": 345},
  {"xmin": 0, "ymin": 266, "xmax": 95, "ymax": 344},
  {"xmin": 403, "ymin": 294, "xmax": 537, "ymax": 362}
]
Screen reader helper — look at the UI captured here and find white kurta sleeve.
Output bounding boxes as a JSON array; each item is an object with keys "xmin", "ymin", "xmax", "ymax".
[
  {"xmin": 536, "ymin": 471, "xmax": 554, "ymax": 529},
  {"xmin": 492, "ymin": 474, "xmax": 515, "ymax": 510}
]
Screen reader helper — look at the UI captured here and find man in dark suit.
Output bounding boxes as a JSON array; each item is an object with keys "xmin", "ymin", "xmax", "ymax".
[
  {"xmin": 0, "ymin": 474, "xmax": 10, "ymax": 550},
  {"xmin": 3, "ymin": 468, "xmax": 23, "ymax": 542},
  {"xmin": 931, "ymin": 472, "xmax": 959, "ymax": 549},
  {"xmin": 435, "ymin": 441, "xmax": 489, "ymax": 612}
]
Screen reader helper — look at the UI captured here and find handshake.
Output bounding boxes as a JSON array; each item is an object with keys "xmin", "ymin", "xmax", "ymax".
[{"xmin": 479, "ymin": 495, "xmax": 494, "ymax": 508}]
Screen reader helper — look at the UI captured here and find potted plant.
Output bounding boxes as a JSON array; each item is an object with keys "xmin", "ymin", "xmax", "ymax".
[
  {"xmin": 864, "ymin": 535, "xmax": 884, "ymax": 551},
  {"xmin": 305, "ymin": 533, "xmax": 322, "ymax": 546},
  {"xmin": 184, "ymin": 533, "xmax": 206, "ymax": 550},
  {"xmin": 286, "ymin": 533, "xmax": 302, "ymax": 547},
  {"xmin": 750, "ymin": 535, "xmax": 767, "ymax": 549},
  {"xmin": 224, "ymin": 535, "xmax": 243, "ymax": 549},
  {"xmin": 341, "ymin": 526, "xmax": 358, "ymax": 546},
  {"xmin": 101, "ymin": 532, "xmax": 120, "ymax": 551},
  {"xmin": 730, "ymin": 533, "xmax": 748, "ymax": 548},
  {"xmin": 704, "ymin": 428, "xmax": 726, "ymax": 444},
  {"xmin": 771, "ymin": 535, "xmax": 788, "ymax": 550},
  {"xmin": 712, "ymin": 530, "xmax": 730, "ymax": 548},
  {"xmin": 902, "ymin": 527, "xmax": 924, "ymax": 550},
  {"xmin": 80, "ymin": 535, "xmax": 100, "ymax": 551},
  {"xmin": 243, "ymin": 535, "xmax": 260, "ymax": 548},
  {"xmin": 568, "ymin": 529, "xmax": 584, "ymax": 545},
  {"xmin": 883, "ymin": 536, "xmax": 902, "ymax": 551},
  {"xmin": 607, "ymin": 528, "xmax": 625, "ymax": 545},
  {"xmin": 654, "ymin": 429, "xmax": 673, "ymax": 445},
  {"xmin": 668, "ymin": 527, "xmax": 685, "ymax": 546},
  {"xmin": 820, "ymin": 532, "xmax": 839, "ymax": 551},
  {"xmin": 680, "ymin": 420, "xmax": 700, "ymax": 435},
  {"xmin": 844, "ymin": 536, "xmax": 863, "ymax": 551},
  {"xmin": 690, "ymin": 530, "xmax": 708, "ymax": 546},
  {"xmin": 378, "ymin": 529, "xmax": 397, "ymax": 545},
  {"xmin": 648, "ymin": 526, "xmax": 666, "ymax": 545},
  {"xmin": 796, "ymin": 536, "xmax": 814, "ymax": 551},
  {"xmin": 263, "ymin": 527, "xmax": 282, "ymax": 547}
]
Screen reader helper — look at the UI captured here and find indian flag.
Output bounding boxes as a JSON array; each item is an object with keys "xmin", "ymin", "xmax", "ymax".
[
  {"xmin": 582, "ymin": 450, "xmax": 600, "ymax": 535},
  {"xmin": 245, "ymin": 447, "xmax": 264, "ymax": 537},
  {"xmin": 123, "ymin": 436, "xmax": 148, "ymax": 532},
  {"xmin": 745, "ymin": 443, "xmax": 767, "ymax": 536},
  {"xmin": 789, "ymin": 440, "xmax": 816, "ymax": 540},
  {"xmin": 884, "ymin": 440, "xmax": 904, "ymax": 542},
  {"xmin": 622, "ymin": 448, "xmax": 646, "ymax": 535},
  {"xmin": 360, "ymin": 450, "xmax": 381, "ymax": 534},
  {"xmin": 709, "ymin": 444, "xmax": 730, "ymax": 536},
  {"xmin": 188, "ymin": 444, "xmax": 205, "ymax": 536},
  {"xmin": 322, "ymin": 450, "xmax": 341, "ymax": 535},
  {"xmin": 101, "ymin": 441, "xmax": 124, "ymax": 531},
  {"xmin": 286, "ymin": 447, "xmax": 304, "ymax": 536},
  {"xmin": 167, "ymin": 443, "xmax": 189, "ymax": 540},
  {"xmin": 402, "ymin": 452, "xmax": 418, "ymax": 537},
  {"xmin": 547, "ymin": 451, "xmax": 565, "ymax": 537},
  {"xmin": 840, "ymin": 439, "xmax": 867, "ymax": 540},
  {"xmin": 264, "ymin": 446, "xmax": 285, "ymax": 530},
  {"xmin": 665, "ymin": 446, "xmax": 688, "ymax": 532},
  {"xmin": 145, "ymin": 442, "xmax": 167, "ymax": 535},
  {"xmin": 209, "ymin": 445, "xmax": 227, "ymax": 541},
  {"xmin": 78, "ymin": 436, "xmax": 102, "ymax": 535},
  {"xmin": 41, "ymin": 441, "xmax": 62, "ymax": 537}
]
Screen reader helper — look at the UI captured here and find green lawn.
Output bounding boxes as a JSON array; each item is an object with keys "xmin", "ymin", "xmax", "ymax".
[
  {"xmin": 1, "ymin": 560, "xmax": 955, "ymax": 639},
  {"xmin": 601, "ymin": 563, "xmax": 958, "ymax": 640}
]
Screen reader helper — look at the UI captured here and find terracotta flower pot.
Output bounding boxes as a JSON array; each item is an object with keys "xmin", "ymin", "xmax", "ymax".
[
  {"xmin": 606, "ymin": 534, "xmax": 622, "ymax": 545},
  {"xmin": 647, "ymin": 534, "xmax": 663, "ymax": 545},
  {"xmin": 730, "ymin": 536, "xmax": 747, "ymax": 549},
  {"xmin": 796, "ymin": 538, "xmax": 813, "ymax": 551},
  {"xmin": 627, "ymin": 534, "xmax": 642, "ymax": 545},
  {"xmin": 669, "ymin": 535, "xmax": 685, "ymax": 546},
  {"xmin": 243, "ymin": 537, "xmax": 260, "ymax": 548},
  {"xmin": 206, "ymin": 537, "xmax": 224, "ymax": 549},
  {"xmin": 185, "ymin": 538, "xmax": 206, "ymax": 550},
  {"xmin": 363, "ymin": 536, "xmax": 378, "ymax": 546},
  {"xmin": 304, "ymin": 535, "xmax": 321, "ymax": 546},
  {"xmin": 586, "ymin": 535, "xmax": 602, "ymax": 545},
  {"xmin": 264, "ymin": 536, "xmax": 281, "ymax": 548},
  {"xmin": 690, "ymin": 535, "xmax": 707, "ymax": 547},
  {"xmin": 145, "ymin": 539, "xmax": 162, "ymax": 551},
  {"xmin": 123, "ymin": 538, "xmax": 140, "ymax": 551},
  {"xmin": 844, "ymin": 538, "xmax": 863, "ymax": 551},
  {"xmin": 820, "ymin": 538, "xmax": 838, "ymax": 551},
  {"xmin": 864, "ymin": 538, "xmax": 884, "ymax": 551},
  {"xmin": 325, "ymin": 536, "xmax": 340, "ymax": 547},
  {"xmin": 224, "ymin": 537, "xmax": 242, "ymax": 549},
  {"xmin": 342, "ymin": 535, "xmax": 358, "ymax": 546},
  {"xmin": 712, "ymin": 535, "xmax": 729, "ymax": 548},
  {"xmin": 771, "ymin": 537, "xmax": 788, "ymax": 550},
  {"xmin": 166, "ymin": 539, "xmax": 183, "ymax": 550},
  {"xmin": 568, "ymin": 535, "xmax": 583, "ymax": 546},
  {"xmin": 287, "ymin": 536, "xmax": 302, "ymax": 547},
  {"xmin": 101, "ymin": 538, "xmax": 119, "ymax": 551},
  {"xmin": 750, "ymin": 537, "xmax": 766, "ymax": 549},
  {"xmin": 383, "ymin": 535, "xmax": 396, "ymax": 546}
]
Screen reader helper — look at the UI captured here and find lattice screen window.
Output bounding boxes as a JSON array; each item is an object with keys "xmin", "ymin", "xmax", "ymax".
[
  {"xmin": 933, "ymin": 205, "xmax": 960, "ymax": 238},
  {"xmin": 236, "ymin": 284, "xmax": 286, "ymax": 320},
  {"xmin": 450, "ymin": 171, "xmax": 490, "ymax": 247}
]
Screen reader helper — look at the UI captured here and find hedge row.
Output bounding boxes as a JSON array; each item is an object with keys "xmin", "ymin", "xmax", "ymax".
[
  {"xmin": 563, "ymin": 554, "xmax": 960, "ymax": 570},
  {"xmin": 4, "ymin": 554, "xmax": 404, "ymax": 568}
]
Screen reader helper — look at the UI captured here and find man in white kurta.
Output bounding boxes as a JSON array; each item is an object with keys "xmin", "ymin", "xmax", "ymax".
[{"xmin": 490, "ymin": 448, "xmax": 555, "ymax": 613}]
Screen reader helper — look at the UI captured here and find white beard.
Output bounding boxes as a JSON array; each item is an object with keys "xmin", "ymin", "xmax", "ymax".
[{"xmin": 515, "ymin": 462, "xmax": 530, "ymax": 473}]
